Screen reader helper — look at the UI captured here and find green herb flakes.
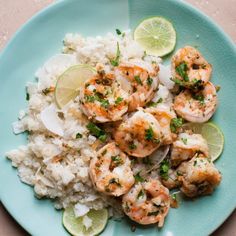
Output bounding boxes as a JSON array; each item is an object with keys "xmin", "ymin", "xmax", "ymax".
[
  {"xmin": 176, "ymin": 62, "xmax": 189, "ymax": 82},
  {"xmin": 160, "ymin": 159, "xmax": 170, "ymax": 180},
  {"xmin": 134, "ymin": 75, "xmax": 143, "ymax": 85},
  {"xmin": 129, "ymin": 142, "xmax": 137, "ymax": 150},
  {"xmin": 76, "ymin": 133, "xmax": 82, "ymax": 139},
  {"xmin": 134, "ymin": 171, "xmax": 144, "ymax": 183},
  {"xmin": 170, "ymin": 118, "xmax": 183, "ymax": 133},
  {"xmin": 181, "ymin": 138, "xmax": 188, "ymax": 145},
  {"xmin": 110, "ymin": 42, "xmax": 120, "ymax": 66},
  {"xmin": 147, "ymin": 77, "xmax": 153, "ymax": 86},
  {"xmin": 115, "ymin": 97, "xmax": 123, "ymax": 105},
  {"xmin": 86, "ymin": 122, "xmax": 107, "ymax": 142},
  {"xmin": 137, "ymin": 189, "xmax": 145, "ymax": 199},
  {"xmin": 116, "ymin": 29, "xmax": 122, "ymax": 35}
]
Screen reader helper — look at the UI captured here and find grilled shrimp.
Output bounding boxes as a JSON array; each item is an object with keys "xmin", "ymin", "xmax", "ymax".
[
  {"xmin": 177, "ymin": 154, "xmax": 221, "ymax": 197},
  {"xmin": 89, "ymin": 142, "xmax": 134, "ymax": 196},
  {"xmin": 161, "ymin": 169, "xmax": 180, "ymax": 190},
  {"xmin": 170, "ymin": 132, "xmax": 209, "ymax": 167},
  {"xmin": 171, "ymin": 46, "xmax": 212, "ymax": 89},
  {"xmin": 115, "ymin": 60, "xmax": 159, "ymax": 111},
  {"xmin": 173, "ymin": 82, "xmax": 218, "ymax": 123},
  {"xmin": 80, "ymin": 70, "xmax": 129, "ymax": 123},
  {"xmin": 113, "ymin": 109, "xmax": 162, "ymax": 158},
  {"xmin": 122, "ymin": 179, "xmax": 170, "ymax": 227},
  {"xmin": 145, "ymin": 104, "xmax": 177, "ymax": 145}
]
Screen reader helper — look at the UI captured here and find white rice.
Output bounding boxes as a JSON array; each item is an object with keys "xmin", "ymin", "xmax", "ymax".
[{"xmin": 6, "ymin": 31, "xmax": 172, "ymax": 221}]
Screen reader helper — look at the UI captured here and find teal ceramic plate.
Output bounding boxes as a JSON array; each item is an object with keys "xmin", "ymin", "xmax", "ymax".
[{"xmin": 0, "ymin": 0, "xmax": 235, "ymax": 235}]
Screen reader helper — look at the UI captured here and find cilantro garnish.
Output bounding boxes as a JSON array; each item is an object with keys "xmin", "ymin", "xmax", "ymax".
[
  {"xmin": 110, "ymin": 42, "xmax": 120, "ymax": 66},
  {"xmin": 170, "ymin": 118, "xmax": 183, "ymax": 133}
]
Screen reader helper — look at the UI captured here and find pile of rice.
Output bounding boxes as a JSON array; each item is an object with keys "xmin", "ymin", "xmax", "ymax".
[{"xmin": 6, "ymin": 30, "xmax": 173, "ymax": 219}]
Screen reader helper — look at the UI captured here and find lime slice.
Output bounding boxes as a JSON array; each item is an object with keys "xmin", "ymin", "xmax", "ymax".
[
  {"xmin": 63, "ymin": 207, "xmax": 108, "ymax": 236},
  {"xmin": 182, "ymin": 122, "xmax": 224, "ymax": 161},
  {"xmin": 134, "ymin": 16, "xmax": 176, "ymax": 57},
  {"xmin": 55, "ymin": 64, "xmax": 96, "ymax": 108}
]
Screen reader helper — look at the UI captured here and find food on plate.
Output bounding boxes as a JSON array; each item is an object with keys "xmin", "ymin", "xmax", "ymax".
[
  {"xmin": 6, "ymin": 16, "xmax": 224, "ymax": 235},
  {"xmin": 173, "ymin": 81, "xmax": 217, "ymax": 123},
  {"xmin": 170, "ymin": 132, "xmax": 209, "ymax": 167},
  {"xmin": 177, "ymin": 154, "xmax": 222, "ymax": 197},
  {"xmin": 171, "ymin": 46, "xmax": 212, "ymax": 89},
  {"xmin": 182, "ymin": 122, "xmax": 224, "ymax": 161},
  {"xmin": 122, "ymin": 179, "xmax": 170, "ymax": 227},
  {"xmin": 80, "ymin": 69, "xmax": 129, "ymax": 122},
  {"xmin": 116, "ymin": 60, "xmax": 159, "ymax": 111},
  {"xmin": 113, "ymin": 109, "xmax": 162, "ymax": 158},
  {"xmin": 89, "ymin": 142, "xmax": 134, "ymax": 196}
]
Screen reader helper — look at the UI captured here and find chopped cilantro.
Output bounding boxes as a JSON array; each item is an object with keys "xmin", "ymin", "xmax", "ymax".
[
  {"xmin": 86, "ymin": 122, "xmax": 107, "ymax": 142},
  {"xmin": 116, "ymin": 29, "xmax": 122, "ymax": 35},
  {"xmin": 111, "ymin": 155, "xmax": 123, "ymax": 166},
  {"xmin": 137, "ymin": 189, "xmax": 145, "ymax": 199},
  {"xmin": 98, "ymin": 134, "xmax": 107, "ymax": 142},
  {"xmin": 171, "ymin": 77, "xmax": 203, "ymax": 90},
  {"xmin": 176, "ymin": 62, "xmax": 189, "ymax": 82},
  {"xmin": 76, "ymin": 133, "xmax": 82, "ymax": 139},
  {"xmin": 181, "ymin": 138, "xmax": 188, "ymax": 145},
  {"xmin": 171, "ymin": 193, "xmax": 177, "ymax": 201},
  {"xmin": 159, "ymin": 159, "xmax": 170, "ymax": 180},
  {"xmin": 26, "ymin": 92, "xmax": 30, "ymax": 101},
  {"xmin": 115, "ymin": 97, "xmax": 123, "ymax": 105},
  {"xmin": 100, "ymin": 99, "xmax": 110, "ymax": 108},
  {"xmin": 170, "ymin": 118, "xmax": 183, "ymax": 133},
  {"xmin": 147, "ymin": 77, "xmax": 153, "ymax": 86},
  {"xmin": 146, "ymin": 98, "xmax": 163, "ymax": 107},
  {"xmin": 192, "ymin": 93, "xmax": 205, "ymax": 105},
  {"xmin": 129, "ymin": 142, "xmax": 137, "ymax": 150},
  {"xmin": 145, "ymin": 126, "xmax": 154, "ymax": 141},
  {"xmin": 110, "ymin": 42, "xmax": 120, "ymax": 66},
  {"xmin": 101, "ymin": 149, "xmax": 107, "ymax": 156},
  {"xmin": 134, "ymin": 75, "xmax": 142, "ymax": 85},
  {"xmin": 85, "ymin": 95, "xmax": 96, "ymax": 103},
  {"xmin": 193, "ymin": 160, "xmax": 197, "ymax": 166},
  {"xmin": 134, "ymin": 171, "xmax": 144, "ymax": 183}
]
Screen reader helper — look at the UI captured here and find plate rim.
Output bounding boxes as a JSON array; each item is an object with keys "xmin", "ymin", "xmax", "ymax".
[{"xmin": 0, "ymin": 0, "xmax": 235, "ymax": 235}]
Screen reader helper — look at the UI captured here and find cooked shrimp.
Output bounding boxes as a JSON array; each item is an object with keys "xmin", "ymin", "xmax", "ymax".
[
  {"xmin": 145, "ymin": 104, "xmax": 177, "ymax": 145},
  {"xmin": 161, "ymin": 169, "xmax": 180, "ymax": 190},
  {"xmin": 113, "ymin": 109, "xmax": 162, "ymax": 158},
  {"xmin": 80, "ymin": 70, "xmax": 129, "ymax": 123},
  {"xmin": 173, "ymin": 81, "xmax": 218, "ymax": 123},
  {"xmin": 171, "ymin": 46, "xmax": 212, "ymax": 89},
  {"xmin": 177, "ymin": 154, "xmax": 221, "ymax": 197},
  {"xmin": 89, "ymin": 142, "xmax": 134, "ymax": 196},
  {"xmin": 122, "ymin": 179, "xmax": 170, "ymax": 227},
  {"xmin": 115, "ymin": 60, "xmax": 159, "ymax": 111},
  {"xmin": 170, "ymin": 132, "xmax": 209, "ymax": 166}
]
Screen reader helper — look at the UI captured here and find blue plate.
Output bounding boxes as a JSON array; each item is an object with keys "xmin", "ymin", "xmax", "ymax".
[{"xmin": 0, "ymin": 0, "xmax": 236, "ymax": 235}]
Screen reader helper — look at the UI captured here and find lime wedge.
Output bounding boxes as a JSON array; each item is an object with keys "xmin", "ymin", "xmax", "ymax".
[
  {"xmin": 55, "ymin": 64, "xmax": 96, "ymax": 108},
  {"xmin": 63, "ymin": 207, "xmax": 108, "ymax": 236},
  {"xmin": 134, "ymin": 16, "xmax": 176, "ymax": 57},
  {"xmin": 182, "ymin": 122, "xmax": 224, "ymax": 161}
]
